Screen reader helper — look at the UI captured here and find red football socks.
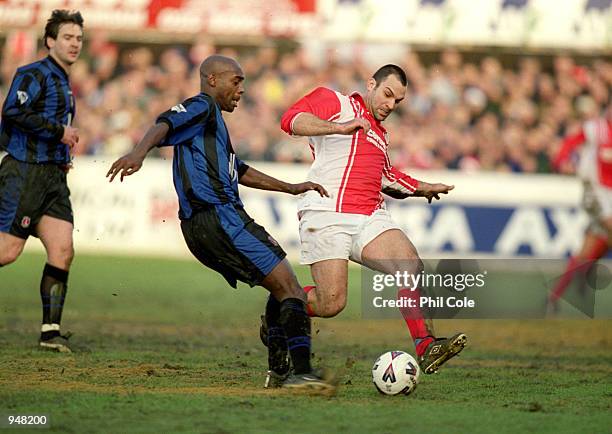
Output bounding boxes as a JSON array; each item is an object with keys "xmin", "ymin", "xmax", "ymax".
[
  {"xmin": 303, "ymin": 285, "xmax": 316, "ymax": 317},
  {"xmin": 398, "ymin": 287, "xmax": 434, "ymax": 356},
  {"xmin": 549, "ymin": 236, "xmax": 608, "ymax": 303}
]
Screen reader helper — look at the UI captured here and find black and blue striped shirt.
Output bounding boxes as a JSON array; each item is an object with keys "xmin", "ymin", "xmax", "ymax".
[
  {"xmin": 0, "ymin": 56, "xmax": 75, "ymax": 164},
  {"xmin": 157, "ymin": 93, "xmax": 249, "ymax": 220}
]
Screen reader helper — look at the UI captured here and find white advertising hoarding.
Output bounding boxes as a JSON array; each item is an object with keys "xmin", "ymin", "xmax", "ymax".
[{"xmin": 22, "ymin": 157, "xmax": 586, "ymax": 261}]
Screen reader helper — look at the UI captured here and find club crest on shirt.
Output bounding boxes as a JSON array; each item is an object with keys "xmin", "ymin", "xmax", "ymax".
[
  {"xmin": 21, "ymin": 216, "xmax": 31, "ymax": 228},
  {"xmin": 17, "ymin": 91, "xmax": 29, "ymax": 105}
]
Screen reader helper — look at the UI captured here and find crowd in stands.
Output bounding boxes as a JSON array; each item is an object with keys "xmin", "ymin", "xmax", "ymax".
[{"xmin": 1, "ymin": 33, "xmax": 610, "ymax": 173}]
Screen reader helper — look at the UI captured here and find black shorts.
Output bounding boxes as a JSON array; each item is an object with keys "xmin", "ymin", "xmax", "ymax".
[
  {"xmin": 0, "ymin": 154, "xmax": 73, "ymax": 239},
  {"xmin": 180, "ymin": 202, "xmax": 286, "ymax": 288}
]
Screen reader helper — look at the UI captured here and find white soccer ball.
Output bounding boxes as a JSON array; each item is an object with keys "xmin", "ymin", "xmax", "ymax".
[{"xmin": 372, "ymin": 351, "xmax": 420, "ymax": 396}]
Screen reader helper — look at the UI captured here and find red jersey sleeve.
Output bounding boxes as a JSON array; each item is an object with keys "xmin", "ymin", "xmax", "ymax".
[
  {"xmin": 280, "ymin": 87, "xmax": 342, "ymax": 135},
  {"xmin": 552, "ymin": 130, "xmax": 586, "ymax": 170},
  {"xmin": 381, "ymin": 158, "xmax": 419, "ymax": 199}
]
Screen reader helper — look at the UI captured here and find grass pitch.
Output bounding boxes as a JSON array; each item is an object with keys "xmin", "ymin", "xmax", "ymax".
[{"xmin": 1, "ymin": 253, "xmax": 611, "ymax": 434}]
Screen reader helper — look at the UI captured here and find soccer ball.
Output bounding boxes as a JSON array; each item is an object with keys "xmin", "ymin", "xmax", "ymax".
[{"xmin": 372, "ymin": 351, "xmax": 420, "ymax": 396}]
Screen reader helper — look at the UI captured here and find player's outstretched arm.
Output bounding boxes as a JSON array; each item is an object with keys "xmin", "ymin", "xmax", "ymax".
[
  {"xmin": 106, "ymin": 122, "xmax": 169, "ymax": 183},
  {"xmin": 239, "ymin": 166, "xmax": 329, "ymax": 197},
  {"xmin": 290, "ymin": 112, "xmax": 370, "ymax": 137},
  {"xmin": 412, "ymin": 182, "xmax": 455, "ymax": 204}
]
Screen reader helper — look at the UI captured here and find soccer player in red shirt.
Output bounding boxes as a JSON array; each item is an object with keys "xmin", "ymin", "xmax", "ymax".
[
  {"xmin": 548, "ymin": 105, "xmax": 612, "ymax": 312},
  {"xmin": 262, "ymin": 65, "xmax": 467, "ymax": 386}
]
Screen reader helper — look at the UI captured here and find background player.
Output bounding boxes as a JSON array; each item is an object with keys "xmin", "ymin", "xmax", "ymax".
[
  {"xmin": 0, "ymin": 10, "xmax": 83, "ymax": 352},
  {"xmin": 262, "ymin": 65, "xmax": 467, "ymax": 384},
  {"xmin": 107, "ymin": 55, "xmax": 335, "ymax": 393},
  {"xmin": 547, "ymin": 104, "xmax": 612, "ymax": 312}
]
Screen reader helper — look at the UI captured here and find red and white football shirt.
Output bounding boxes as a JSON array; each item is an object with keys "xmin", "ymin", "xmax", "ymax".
[
  {"xmin": 281, "ymin": 87, "xmax": 418, "ymax": 215},
  {"xmin": 554, "ymin": 118, "xmax": 612, "ymax": 188}
]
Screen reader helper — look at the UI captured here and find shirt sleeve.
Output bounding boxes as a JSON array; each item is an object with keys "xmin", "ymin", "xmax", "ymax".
[
  {"xmin": 552, "ymin": 130, "xmax": 586, "ymax": 170},
  {"xmin": 1, "ymin": 70, "xmax": 64, "ymax": 140},
  {"xmin": 236, "ymin": 155, "xmax": 250, "ymax": 178},
  {"xmin": 381, "ymin": 158, "xmax": 419, "ymax": 199},
  {"xmin": 280, "ymin": 87, "xmax": 342, "ymax": 135},
  {"xmin": 156, "ymin": 95, "xmax": 210, "ymax": 137}
]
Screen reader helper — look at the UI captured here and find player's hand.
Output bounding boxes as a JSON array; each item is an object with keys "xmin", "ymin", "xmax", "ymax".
[
  {"xmin": 335, "ymin": 118, "xmax": 371, "ymax": 135},
  {"xmin": 61, "ymin": 126, "xmax": 79, "ymax": 149},
  {"xmin": 414, "ymin": 182, "xmax": 454, "ymax": 204},
  {"xmin": 289, "ymin": 181, "xmax": 329, "ymax": 197},
  {"xmin": 106, "ymin": 152, "xmax": 145, "ymax": 182}
]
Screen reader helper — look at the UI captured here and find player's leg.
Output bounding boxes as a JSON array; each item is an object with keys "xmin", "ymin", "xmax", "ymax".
[
  {"xmin": 252, "ymin": 252, "xmax": 337, "ymax": 392},
  {"xmin": 0, "ymin": 155, "xmax": 30, "ymax": 266},
  {"xmin": 183, "ymin": 204, "xmax": 334, "ymax": 392},
  {"xmin": 259, "ymin": 259, "xmax": 347, "ymax": 387},
  {"xmin": 359, "ymin": 225, "xmax": 466, "ymax": 374},
  {"xmin": 0, "ymin": 232, "xmax": 26, "ymax": 266},
  {"xmin": 549, "ymin": 183, "xmax": 612, "ymax": 310},
  {"xmin": 548, "ymin": 230, "xmax": 608, "ymax": 308},
  {"xmin": 0, "ymin": 156, "xmax": 73, "ymax": 350},
  {"xmin": 296, "ymin": 210, "xmax": 354, "ymax": 317},
  {"xmin": 260, "ymin": 259, "xmax": 310, "ymax": 373},
  {"xmin": 359, "ymin": 228, "xmax": 435, "ymax": 346},
  {"xmin": 306, "ymin": 259, "xmax": 349, "ymax": 317},
  {"xmin": 36, "ymin": 216, "xmax": 74, "ymax": 353}
]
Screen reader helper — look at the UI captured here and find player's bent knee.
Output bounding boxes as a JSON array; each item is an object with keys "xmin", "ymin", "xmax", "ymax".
[
  {"xmin": 317, "ymin": 304, "xmax": 345, "ymax": 318},
  {"xmin": 317, "ymin": 296, "xmax": 347, "ymax": 318},
  {"xmin": 0, "ymin": 252, "xmax": 18, "ymax": 266},
  {"xmin": 48, "ymin": 244, "xmax": 75, "ymax": 268},
  {"xmin": 395, "ymin": 257, "xmax": 424, "ymax": 276},
  {"xmin": 0, "ymin": 244, "xmax": 23, "ymax": 266}
]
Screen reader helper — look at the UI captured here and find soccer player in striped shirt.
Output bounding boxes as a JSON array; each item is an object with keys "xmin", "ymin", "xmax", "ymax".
[
  {"xmin": 107, "ymin": 55, "xmax": 335, "ymax": 394},
  {"xmin": 0, "ymin": 10, "xmax": 83, "ymax": 353}
]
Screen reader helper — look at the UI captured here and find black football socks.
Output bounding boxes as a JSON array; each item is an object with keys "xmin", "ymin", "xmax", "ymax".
[
  {"xmin": 279, "ymin": 298, "xmax": 312, "ymax": 375},
  {"xmin": 40, "ymin": 263, "xmax": 69, "ymax": 341},
  {"xmin": 265, "ymin": 295, "xmax": 290, "ymax": 374}
]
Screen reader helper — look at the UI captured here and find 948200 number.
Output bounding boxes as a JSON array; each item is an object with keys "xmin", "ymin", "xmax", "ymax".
[{"xmin": 4, "ymin": 415, "xmax": 48, "ymax": 427}]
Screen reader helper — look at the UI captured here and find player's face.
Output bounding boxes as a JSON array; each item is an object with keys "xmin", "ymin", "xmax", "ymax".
[
  {"xmin": 215, "ymin": 69, "xmax": 245, "ymax": 112},
  {"xmin": 366, "ymin": 74, "xmax": 406, "ymax": 121},
  {"xmin": 48, "ymin": 23, "xmax": 83, "ymax": 68}
]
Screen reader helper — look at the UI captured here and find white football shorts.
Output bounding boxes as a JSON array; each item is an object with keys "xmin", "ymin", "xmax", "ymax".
[
  {"xmin": 583, "ymin": 180, "xmax": 612, "ymax": 235},
  {"xmin": 298, "ymin": 209, "xmax": 402, "ymax": 265}
]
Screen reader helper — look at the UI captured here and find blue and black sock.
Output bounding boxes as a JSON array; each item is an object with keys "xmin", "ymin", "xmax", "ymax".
[
  {"xmin": 266, "ymin": 295, "xmax": 290, "ymax": 374},
  {"xmin": 279, "ymin": 298, "xmax": 311, "ymax": 375},
  {"xmin": 40, "ymin": 263, "xmax": 68, "ymax": 341}
]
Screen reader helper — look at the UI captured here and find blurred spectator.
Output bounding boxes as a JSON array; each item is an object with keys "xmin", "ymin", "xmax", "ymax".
[{"xmin": 1, "ymin": 33, "xmax": 610, "ymax": 173}]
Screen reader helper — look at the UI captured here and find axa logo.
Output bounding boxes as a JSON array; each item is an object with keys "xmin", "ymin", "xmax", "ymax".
[
  {"xmin": 171, "ymin": 104, "xmax": 186, "ymax": 113},
  {"xmin": 17, "ymin": 91, "xmax": 29, "ymax": 105}
]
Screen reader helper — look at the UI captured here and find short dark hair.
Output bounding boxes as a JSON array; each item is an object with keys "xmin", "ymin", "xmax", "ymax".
[
  {"xmin": 372, "ymin": 64, "xmax": 407, "ymax": 88},
  {"xmin": 44, "ymin": 9, "xmax": 84, "ymax": 50}
]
